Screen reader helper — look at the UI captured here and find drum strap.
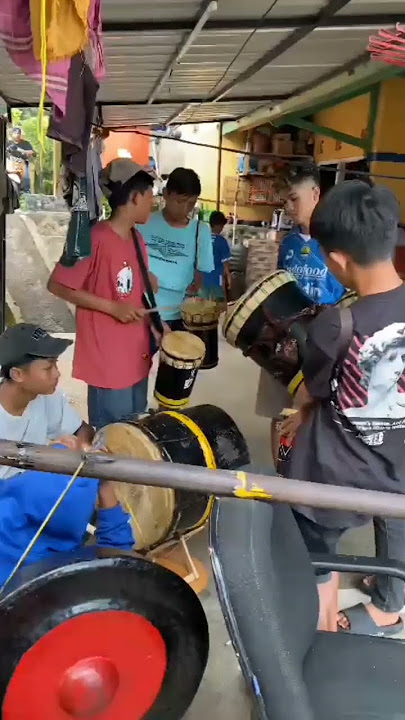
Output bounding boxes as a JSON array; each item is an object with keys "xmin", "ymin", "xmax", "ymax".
[
  {"xmin": 131, "ymin": 228, "xmax": 164, "ymax": 335},
  {"xmin": 337, "ymin": 306, "xmax": 354, "ymax": 364}
]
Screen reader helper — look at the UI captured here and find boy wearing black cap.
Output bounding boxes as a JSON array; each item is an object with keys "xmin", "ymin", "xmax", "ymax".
[
  {"xmin": 48, "ymin": 158, "xmax": 156, "ymax": 429},
  {"xmin": 0, "ymin": 323, "xmax": 92, "ymax": 456},
  {"xmin": 0, "ymin": 323, "xmax": 134, "ymax": 584}
]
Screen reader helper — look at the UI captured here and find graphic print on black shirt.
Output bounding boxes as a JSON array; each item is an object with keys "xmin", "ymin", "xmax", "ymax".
[{"xmin": 337, "ymin": 322, "xmax": 405, "ymax": 446}]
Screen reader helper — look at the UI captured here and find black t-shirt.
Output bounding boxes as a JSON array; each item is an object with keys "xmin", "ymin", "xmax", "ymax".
[{"xmin": 288, "ymin": 283, "xmax": 405, "ymax": 528}]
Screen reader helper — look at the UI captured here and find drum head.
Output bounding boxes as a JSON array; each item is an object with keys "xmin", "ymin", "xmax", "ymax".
[
  {"xmin": 161, "ymin": 330, "xmax": 205, "ymax": 361},
  {"xmin": 97, "ymin": 423, "xmax": 175, "ymax": 551},
  {"xmin": 0, "ymin": 550, "xmax": 209, "ymax": 720}
]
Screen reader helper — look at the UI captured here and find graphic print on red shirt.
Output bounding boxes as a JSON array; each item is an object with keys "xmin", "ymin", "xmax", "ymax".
[{"xmin": 52, "ymin": 222, "xmax": 151, "ymax": 389}]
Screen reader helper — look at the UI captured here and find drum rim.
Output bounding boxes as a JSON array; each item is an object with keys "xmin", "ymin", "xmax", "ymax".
[
  {"xmin": 161, "ymin": 330, "xmax": 206, "ymax": 361},
  {"xmin": 100, "ymin": 423, "xmax": 176, "ymax": 551},
  {"xmin": 223, "ymin": 269, "xmax": 296, "ymax": 346}
]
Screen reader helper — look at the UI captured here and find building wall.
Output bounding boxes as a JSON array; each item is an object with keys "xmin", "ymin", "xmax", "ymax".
[
  {"xmin": 370, "ymin": 77, "xmax": 405, "ymax": 223},
  {"xmin": 313, "ymin": 93, "xmax": 369, "ymax": 164},
  {"xmin": 102, "ymin": 128, "xmax": 151, "ymax": 165}
]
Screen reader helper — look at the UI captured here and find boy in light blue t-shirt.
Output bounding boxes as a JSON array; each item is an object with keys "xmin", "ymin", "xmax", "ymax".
[{"xmin": 141, "ymin": 168, "xmax": 214, "ymax": 329}]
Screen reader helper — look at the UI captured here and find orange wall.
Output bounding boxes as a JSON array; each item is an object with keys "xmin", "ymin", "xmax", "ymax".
[
  {"xmin": 102, "ymin": 128, "xmax": 151, "ymax": 166},
  {"xmin": 313, "ymin": 93, "xmax": 369, "ymax": 164}
]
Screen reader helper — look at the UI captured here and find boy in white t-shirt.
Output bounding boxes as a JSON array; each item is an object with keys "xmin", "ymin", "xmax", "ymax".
[{"xmin": 0, "ymin": 323, "xmax": 134, "ymax": 583}]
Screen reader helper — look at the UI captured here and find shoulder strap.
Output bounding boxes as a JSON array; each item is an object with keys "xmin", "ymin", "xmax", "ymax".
[
  {"xmin": 131, "ymin": 228, "xmax": 163, "ymax": 334},
  {"xmin": 337, "ymin": 306, "xmax": 353, "ymax": 365},
  {"xmin": 194, "ymin": 218, "xmax": 200, "ymax": 274}
]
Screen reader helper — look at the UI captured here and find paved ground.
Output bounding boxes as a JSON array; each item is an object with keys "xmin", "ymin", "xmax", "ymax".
[{"xmin": 56, "ymin": 332, "xmax": 400, "ymax": 718}]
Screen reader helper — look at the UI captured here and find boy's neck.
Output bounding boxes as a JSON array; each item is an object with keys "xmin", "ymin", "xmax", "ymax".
[
  {"xmin": 108, "ymin": 214, "xmax": 133, "ymax": 239},
  {"xmin": 162, "ymin": 208, "xmax": 189, "ymax": 229},
  {"xmin": 352, "ymin": 262, "xmax": 402, "ymax": 297},
  {"xmin": 0, "ymin": 381, "xmax": 36, "ymax": 416}
]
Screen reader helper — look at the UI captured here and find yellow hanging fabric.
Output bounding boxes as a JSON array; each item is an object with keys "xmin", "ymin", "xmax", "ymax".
[{"xmin": 30, "ymin": 0, "xmax": 91, "ymax": 63}]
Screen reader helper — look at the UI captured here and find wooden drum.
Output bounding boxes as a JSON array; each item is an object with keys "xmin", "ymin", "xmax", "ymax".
[
  {"xmin": 181, "ymin": 298, "xmax": 222, "ymax": 370},
  {"xmin": 154, "ymin": 330, "xmax": 205, "ymax": 410},
  {"xmin": 96, "ymin": 404, "xmax": 250, "ymax": 552},
  {"xmin": 0, "ymin": 548, "xmax": 209, "ymax": 720},
  {"xmin": 223, "ymin": 269, "xmax": 357, "ymax": 396}
]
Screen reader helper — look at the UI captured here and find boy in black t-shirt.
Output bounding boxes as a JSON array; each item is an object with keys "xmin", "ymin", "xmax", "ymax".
[{"xmin": 281, "ymin": 180, "xmax": 405, "ymax": 635}]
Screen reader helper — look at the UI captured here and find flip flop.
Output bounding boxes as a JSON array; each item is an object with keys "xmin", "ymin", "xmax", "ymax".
[{"xmin": 338, "ymin": 603, "xmax": 403, "ymax": 637}]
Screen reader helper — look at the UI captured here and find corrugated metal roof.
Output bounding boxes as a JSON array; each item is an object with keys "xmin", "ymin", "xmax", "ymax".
[{"xmin": 0, "ymin": 0, "xmax": 404, "ymax": 126}]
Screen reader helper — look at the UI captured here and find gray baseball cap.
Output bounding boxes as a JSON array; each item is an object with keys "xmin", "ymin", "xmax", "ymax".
[
  {"xmin": 0, "ymin": 324, "xmax": 72, "ymax": 367},
  {"xmin": 99, "ymin": 158, "xmax": 155, "ymax": 199}
]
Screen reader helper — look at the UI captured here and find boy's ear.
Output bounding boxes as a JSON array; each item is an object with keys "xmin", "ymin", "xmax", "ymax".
[
  {"xmin": 314, "ymin": 185, "xmax": 320, "ymax": 203},
  {"xmin": 328, "ymin": 250, "xmax": 347, "ymax": 273}
]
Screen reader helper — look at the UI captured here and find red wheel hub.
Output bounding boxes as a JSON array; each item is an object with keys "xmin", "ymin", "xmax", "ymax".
[{"xmin": 3, "ymin": 611, "xmax": 167, "ymax": 719}]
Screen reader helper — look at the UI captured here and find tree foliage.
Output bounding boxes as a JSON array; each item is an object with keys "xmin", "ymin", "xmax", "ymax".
[{"xmin": 11, "ymin": 108, "xmax": 54, "ymax": 194}]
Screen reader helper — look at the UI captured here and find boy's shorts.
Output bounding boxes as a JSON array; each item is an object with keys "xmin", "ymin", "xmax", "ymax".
[
  {"xmin": 293, "ymin": 510, "xmax": 345, "ymax": 583},
  {"xmin": 255, "ymin": 369, "xmax": 292, "ymax": 419}
]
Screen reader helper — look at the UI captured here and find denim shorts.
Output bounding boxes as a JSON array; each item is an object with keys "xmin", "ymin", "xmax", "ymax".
[{"xmin": 87, "ymin": 378, "xmax": 148, "ymax": 430}]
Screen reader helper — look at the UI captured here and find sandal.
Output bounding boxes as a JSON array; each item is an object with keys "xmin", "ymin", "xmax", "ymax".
[{"xmin": 338, "ymin": 603, "xmax": 403, "ymax": 637}]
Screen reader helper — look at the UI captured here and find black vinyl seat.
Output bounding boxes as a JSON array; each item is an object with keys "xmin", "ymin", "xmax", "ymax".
[{"xmin": 209, "ymin": 498, "xmax": 405, "ymax": 720}]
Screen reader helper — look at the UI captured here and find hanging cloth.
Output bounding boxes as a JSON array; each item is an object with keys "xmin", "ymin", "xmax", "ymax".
[{"xmin": 29, "ymin": 0, "xmax": 91, "ymax": 63}]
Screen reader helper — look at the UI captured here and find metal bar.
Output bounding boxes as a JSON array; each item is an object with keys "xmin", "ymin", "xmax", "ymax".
[
  {"xmin": 7, "ymin": 95, "xmax": 288, "ymax": 109},
  {"xmin": 209, "ymin": 0, "xmax": 353, "ymax": 102},
  {"xmin": 165, "ymin": 103, "xmax": 192, "ymax": 126},
  {"xmin": 0, "ymin": 118, "xmax": 6, "ymax": 333},
  {"xmin": 216, "ymin": 121, "xmax": 223, "ymax": 211},
  {"xmin": 276, "ymin": 116, "xmax": 368, "ymax": 149},
  {"xmin": 366, "ymin": 83, "xmax": 381, "ymax": 153},
  {"xmin": 101, "ymin": 15, "xmax": 405, "ymax": 34},
  {"xmin": 2, "ymin": 441, "xmax": 405, "ymax": 519},
  {"xmin": 147, "ymin": 0, "xmax": 218, "ymax": 105}
]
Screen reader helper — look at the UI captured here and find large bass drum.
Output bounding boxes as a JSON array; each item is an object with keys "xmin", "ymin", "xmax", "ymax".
[
  {"xmin": 0, "ymin": 548, "xmax": 209, "ymax": 720},
  {"xmin": 96, "ymin": 404, "xmax": 250, "ymax": 551}
]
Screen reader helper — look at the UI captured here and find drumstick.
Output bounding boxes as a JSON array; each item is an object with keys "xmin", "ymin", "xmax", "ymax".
[{"xmin": 143, "ymin": 305, "xmax": 181, "ymax": 315}]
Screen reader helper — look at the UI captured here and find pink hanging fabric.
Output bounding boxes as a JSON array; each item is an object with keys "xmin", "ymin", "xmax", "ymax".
[{"xmin": 0, "ymin": 0, "xmax": 104, "ymax": 115}]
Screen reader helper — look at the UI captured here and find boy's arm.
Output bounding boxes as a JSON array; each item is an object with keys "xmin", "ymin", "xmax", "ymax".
[
  {"xmin": 48, "ymin": 261, "xmax": 145, "ymax": 324},
  {"xmin": 302, "ymin": 307, "xmax": 342, "ymax": 399},
  {"xmin": 95, "ymin": 481, "xmax": 134, "ymax": 550}
]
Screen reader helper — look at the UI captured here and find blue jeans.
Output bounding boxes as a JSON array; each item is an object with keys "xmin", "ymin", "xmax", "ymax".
[{"xmin": 87, "ymin": 378, "xmax": 148, "ymax": 430}]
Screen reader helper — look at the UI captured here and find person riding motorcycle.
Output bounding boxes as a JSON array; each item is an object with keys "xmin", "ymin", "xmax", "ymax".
[{"xmin": 7, "ymin": 127, "xmax": 36, "ymax": 193}]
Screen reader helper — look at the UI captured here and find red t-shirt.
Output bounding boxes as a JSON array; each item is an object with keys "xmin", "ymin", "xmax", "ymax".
[{"xmin": 51, "ymin": 222, "xmax": 151, "ymax": 389}]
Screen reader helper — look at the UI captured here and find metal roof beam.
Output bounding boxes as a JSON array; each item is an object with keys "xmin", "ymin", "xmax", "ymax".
[
  {"xmin": 147, "ymin": 0, "xmax": 218, "ymax": 105},
  {"xmin": 208, "ymin": 0, "xmax": 354, "ymax": 102},
  {"xmin": 102, "ymin": 14, "xmax": 405, "ymax": 34},
  {"xmin": 6, "ymin": 95, "xmax": 288, "ymax": 109},
  {"xmin": 222, "ymin": 62, "xmax": 404, "ymax": 134}
]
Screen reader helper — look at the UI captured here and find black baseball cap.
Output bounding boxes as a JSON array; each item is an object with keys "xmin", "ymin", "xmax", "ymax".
[{"xmin": 0, "ymin": 324, "xmax": 72, "ymax": 368}]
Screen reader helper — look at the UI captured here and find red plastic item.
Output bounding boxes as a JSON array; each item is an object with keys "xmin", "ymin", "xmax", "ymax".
[
  {"xmin": 368, "ymin": 23, "xmax": 405, "ymax": 67},
  {"xmin": 3, "ymin": 610, "xmax": 167, "ymax": 720}
]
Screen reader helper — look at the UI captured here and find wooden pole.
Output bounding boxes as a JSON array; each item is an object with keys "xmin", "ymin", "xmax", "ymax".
[
  {"xmin": 1, "ymin": 440, "xmax": 405, "ymax": 519},
  {"xmin": 216, "ymin": 121, "xmax": 223, "ymax": 211}
]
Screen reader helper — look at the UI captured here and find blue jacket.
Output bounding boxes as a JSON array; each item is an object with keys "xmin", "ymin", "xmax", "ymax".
[
  {"xmin": 278, "ymin": 229, "xmax": 345, "ymax": 305},
  {"xmin": 0, "ymin": 466, "xmax": 134, "ymax": 585}
]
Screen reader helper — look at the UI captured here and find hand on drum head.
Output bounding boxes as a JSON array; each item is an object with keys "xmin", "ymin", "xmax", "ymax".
[
  {"xmin": 110, "ymin": 302, "xmax": 146, "ymax": 324},
  {"xmin": 50, "ymin": 435, "xmax": 83, "ymax": 452}
]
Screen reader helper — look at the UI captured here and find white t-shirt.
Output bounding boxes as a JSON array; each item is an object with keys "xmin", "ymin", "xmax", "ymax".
[{"xmin": 0, "ymin": 389, "xmax": 82, "ymax": 480}]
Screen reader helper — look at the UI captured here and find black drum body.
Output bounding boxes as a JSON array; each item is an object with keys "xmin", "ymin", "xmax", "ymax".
[
  {"xmin": 184, "ymin": 322, "xmax": 219, "ymax": 370},
  {"xmin": 0, "ymin": 548, "xmax": 209, "ymax": 720},
  {"xmin": 224, "ymin": 271, "xmax": 310, "ymax": 361},
  {"xmin": 224, "ymin": 270, "xmax": 357, "ymax": 393},
  {"xmin": 154, "ymin": 331, "xmax": 205, "ymax": 410},
  {"xmin": 141, "ymin": 405, "xmax": 250, "ymax": 536}
]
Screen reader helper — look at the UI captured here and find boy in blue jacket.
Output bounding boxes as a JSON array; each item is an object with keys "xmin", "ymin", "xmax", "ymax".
[
  {"xmin": 256, "ymin": 164, "xmax": 345, "ymax": 462},
  {"xmin": 0, "ymin": 323, "xmax": 133, "ymax": 584}
]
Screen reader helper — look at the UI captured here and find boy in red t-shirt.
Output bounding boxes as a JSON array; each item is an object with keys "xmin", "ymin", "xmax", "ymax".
[{"xmin": 48, "ymin": 159, "xmax": 156, "ymax": 429}]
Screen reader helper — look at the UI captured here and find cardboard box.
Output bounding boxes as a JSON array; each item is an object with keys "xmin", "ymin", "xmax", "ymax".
[{"xmin": 272, "ymin": 135, "xmax": 294, "ymax": 156}]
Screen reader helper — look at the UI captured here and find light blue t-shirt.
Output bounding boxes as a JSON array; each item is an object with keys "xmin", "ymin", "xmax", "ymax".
[{"xmin": 141, "ymin": 212, "xmax": 214, "ymax": 320}]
